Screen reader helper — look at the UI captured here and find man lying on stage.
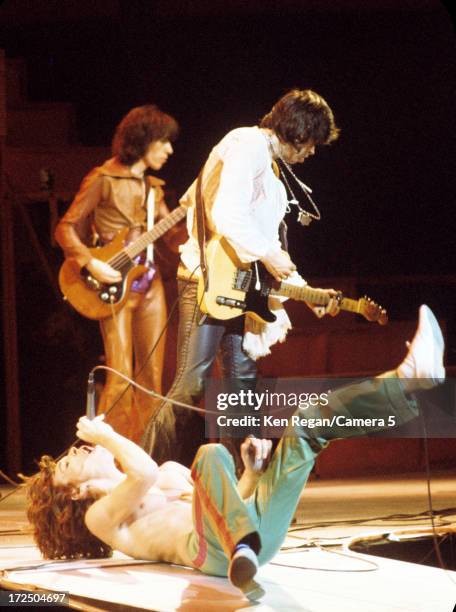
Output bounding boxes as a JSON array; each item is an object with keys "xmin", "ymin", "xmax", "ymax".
[{"xmin": 26, "ymin": 305, "xmax": 445, "ymax": 601}]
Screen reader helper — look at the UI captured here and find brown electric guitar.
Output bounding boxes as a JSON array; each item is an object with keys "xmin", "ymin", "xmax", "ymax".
[
  {"xmin": 58, "ymin": 204, "xmax": 187, "ymax": 320},
  {"xmin": 198, "ymin": 236, "xmax": 388, "ymax": 325}
]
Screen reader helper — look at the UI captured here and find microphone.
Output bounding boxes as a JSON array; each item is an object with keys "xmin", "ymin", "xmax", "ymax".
[{"xmin": 86, "ymin": 372, "xmax": 96, "ymax": 419}]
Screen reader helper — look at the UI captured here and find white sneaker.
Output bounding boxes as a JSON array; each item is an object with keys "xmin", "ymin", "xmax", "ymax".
[
  {"xmin": 398, "ymin": 305, "xmax": 445, "ymax": 389},
  {"xmin": 228, "ymin": 545, "xmax": 265, "ymax": 601}
]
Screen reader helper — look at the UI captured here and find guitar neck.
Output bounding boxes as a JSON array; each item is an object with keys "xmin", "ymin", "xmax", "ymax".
[
  {"xmin": 122, "ymin": 205, "xmax": 187, "ymax": 261},
  {"xmin": 270, "ymin": 283, "xmax": 362, "ymax": 315}
]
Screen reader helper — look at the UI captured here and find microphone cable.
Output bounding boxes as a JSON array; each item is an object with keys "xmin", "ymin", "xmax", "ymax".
[{"xmin": 91, "ymin": 263, "xmax": 202, "ymax": 423}]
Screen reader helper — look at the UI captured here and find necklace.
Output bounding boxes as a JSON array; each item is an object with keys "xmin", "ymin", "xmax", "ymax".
[
  {"xmin": 277, "ymin": 159, "xmax": 322, "ymax": 227},
  {"xmin": 262, "ymin": 128, "xmax": 322, "ymax": 227}
]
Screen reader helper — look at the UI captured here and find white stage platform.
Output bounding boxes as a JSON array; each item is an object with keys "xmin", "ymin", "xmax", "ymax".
[{"xmin": 1, "ymin": 473, "xmax": 456, "ymax": 611}]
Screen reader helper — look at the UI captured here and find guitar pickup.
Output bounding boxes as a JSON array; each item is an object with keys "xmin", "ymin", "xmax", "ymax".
[
  {"xmin": 233, "ymin": 270, "xmax": 252, "ymax": 291},
  {"xmin": 216, "ymin": 296, "xmax": 246, "ymax": 309}
]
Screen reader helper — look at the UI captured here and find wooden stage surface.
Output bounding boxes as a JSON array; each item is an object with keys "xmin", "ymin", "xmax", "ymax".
[{"xmin": 1, "ymin": 472, "xmax": 456, "ymax": 611}]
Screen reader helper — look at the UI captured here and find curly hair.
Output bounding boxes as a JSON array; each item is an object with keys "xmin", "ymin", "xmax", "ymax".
[
  {"xmin": 112, "ymin": 104, "xmax": 179, "ymax": 166},
  {"xmin": 260, "ymin": 89, "xmax": 340, "ymax": 148},
  {"xmin": 25, "ymin": 456, "xmax": 112, "ymax": 560}
]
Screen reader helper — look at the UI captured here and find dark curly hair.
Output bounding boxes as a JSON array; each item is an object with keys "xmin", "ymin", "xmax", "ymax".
[
  {"xmin": 260, "ymin": 89, "xmax": 340, "ymax": 148},
  {"xmin": 25, "ymin": 456, "xmax": 112, "ymax": 560},
  {"xmin": 112, "ymin": 104, "xmax": 179, "ymax": 166}
]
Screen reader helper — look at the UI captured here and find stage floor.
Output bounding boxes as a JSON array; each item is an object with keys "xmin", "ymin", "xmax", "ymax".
[{"xmin": 1, "ymin": 472, "xmax": 456, "ymax": 611}]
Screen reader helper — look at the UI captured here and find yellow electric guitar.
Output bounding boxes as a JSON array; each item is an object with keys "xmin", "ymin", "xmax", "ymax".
[
  {"xmin": 59, "ymin": 204, "xmax": 187, "ymax": 320},
  {"xmin": 198, "ymin": 236, "xmax": 388, "ymax": 325}
]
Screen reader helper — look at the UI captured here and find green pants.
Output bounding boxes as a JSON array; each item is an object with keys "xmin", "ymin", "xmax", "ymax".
[{"xmin": 187, "ymin": 376, "xmax": 418, "ymax": 576}]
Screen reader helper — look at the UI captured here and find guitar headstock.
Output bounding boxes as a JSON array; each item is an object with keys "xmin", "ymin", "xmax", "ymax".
[{"xmin": 358, "ymin": 296, "xmax": 388, "ymax": 325}]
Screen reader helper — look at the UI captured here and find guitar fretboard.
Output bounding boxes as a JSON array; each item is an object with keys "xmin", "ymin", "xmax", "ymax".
[
  {"xmin": 108, "ymin": 205, "xmax": 187, "ymax": 269},
  {"xmin": 270, "ymin": 283, "xmax": 362, "ymax": 314}
]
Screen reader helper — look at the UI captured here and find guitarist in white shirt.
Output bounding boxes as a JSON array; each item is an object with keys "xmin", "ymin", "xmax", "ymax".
[
  {"xmin": 141, "ymin": 89, "xmax": 341, "ymax": 468},
  {"xmin": 55, "ymin": 105, "xmax": 184, "ymax": 444}
]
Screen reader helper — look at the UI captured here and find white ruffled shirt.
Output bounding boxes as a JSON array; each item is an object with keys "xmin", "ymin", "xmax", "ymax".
[{"xmin": 179, "ymin": 126, "xmax": 306, "ymax": 359}]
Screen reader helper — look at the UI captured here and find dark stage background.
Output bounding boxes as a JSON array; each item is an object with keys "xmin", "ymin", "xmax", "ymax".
[{"xmin": 0, "ymin": 0, "xmax": 455, "ymax": 471}]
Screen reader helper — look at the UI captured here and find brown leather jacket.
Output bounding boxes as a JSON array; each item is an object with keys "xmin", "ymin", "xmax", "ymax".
[{"xmin": 55, "ymin": 157, "xmax": 183, "ymax": 270}]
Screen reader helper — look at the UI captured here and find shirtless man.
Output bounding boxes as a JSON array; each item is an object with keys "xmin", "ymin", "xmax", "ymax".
[{"xmin": 27, "ymin": 305, "xmax": 445, "ymax": 601}]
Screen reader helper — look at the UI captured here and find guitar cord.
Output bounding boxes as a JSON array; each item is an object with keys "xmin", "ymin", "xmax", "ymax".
[
  {"xmin": 124, "ymin": 262, "xmax": 215, "ymax": 433},
  {"xmin": 80, "ymin": 263, "xmax": 209, "ymax": 433},
  {"xmin": 96, "ymin": 264, "xmax": 203, "ymax": 425},
  {"xmin": 88, "ymin": 260, "xmax": 215, "ymax": 423}
]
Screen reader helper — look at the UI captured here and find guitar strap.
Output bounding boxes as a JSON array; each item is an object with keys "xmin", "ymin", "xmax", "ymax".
[
  {"xmin": 272, "ymin": 159, "xmax": 289, "ymax": 252},
  {"xmin": 195, "ymin": 165, "xmax": 209, "ymax": 291},
  {"xmin": 145, "ymin": 175, "xmax": 155, "ymax": 263}
]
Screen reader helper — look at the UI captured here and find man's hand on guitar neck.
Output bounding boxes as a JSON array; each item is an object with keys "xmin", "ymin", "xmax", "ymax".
[
  {"xmin": 86, "ymin": 258, "xmax": 122, "ymax": 284},
  {"xmin": 306, "ymin": 287, "xmax": 341, "ymax": 318},
  {"xmin": 260, "ymin": 248, "xmax": 297, "ymax": 282}
]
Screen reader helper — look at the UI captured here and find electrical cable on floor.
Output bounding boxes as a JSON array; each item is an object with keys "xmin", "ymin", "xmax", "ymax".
[
  {"xmin": 279, "ymin": 413, "xmax": 456, "ymax": 582},
  {"xmin": 0, "ymin": 528, "xmax": 32, "ymax": 536},
  {"xmin": 2, "ymin": 558, "xmax": 155, "ymax": 574},
  {"xmin": 289, "ymin": 506, "xmax": 456, "ymax": 532},
  {"xmin": 276, "ymin": 408, "xmax": 456, "ymax": 576},
  {"xmin": 0, "ymin": 487, "xmax": 24, "ymax": 504},
  {"xmin": 271, "ymin": 542, "xmax": 380, "ymax": 573},
  {"xmin": 277, "ymin": 522, "xmax": 455, "ymax": 574}
]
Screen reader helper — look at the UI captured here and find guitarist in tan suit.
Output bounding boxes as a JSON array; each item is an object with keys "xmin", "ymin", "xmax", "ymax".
[
  {"xmin": 142, "ymin": 89, "xmax": 341, "ymax": 468},
  {"xmin": 55, "ymin": 105, "xmax": 184, "ymax": 443}
]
